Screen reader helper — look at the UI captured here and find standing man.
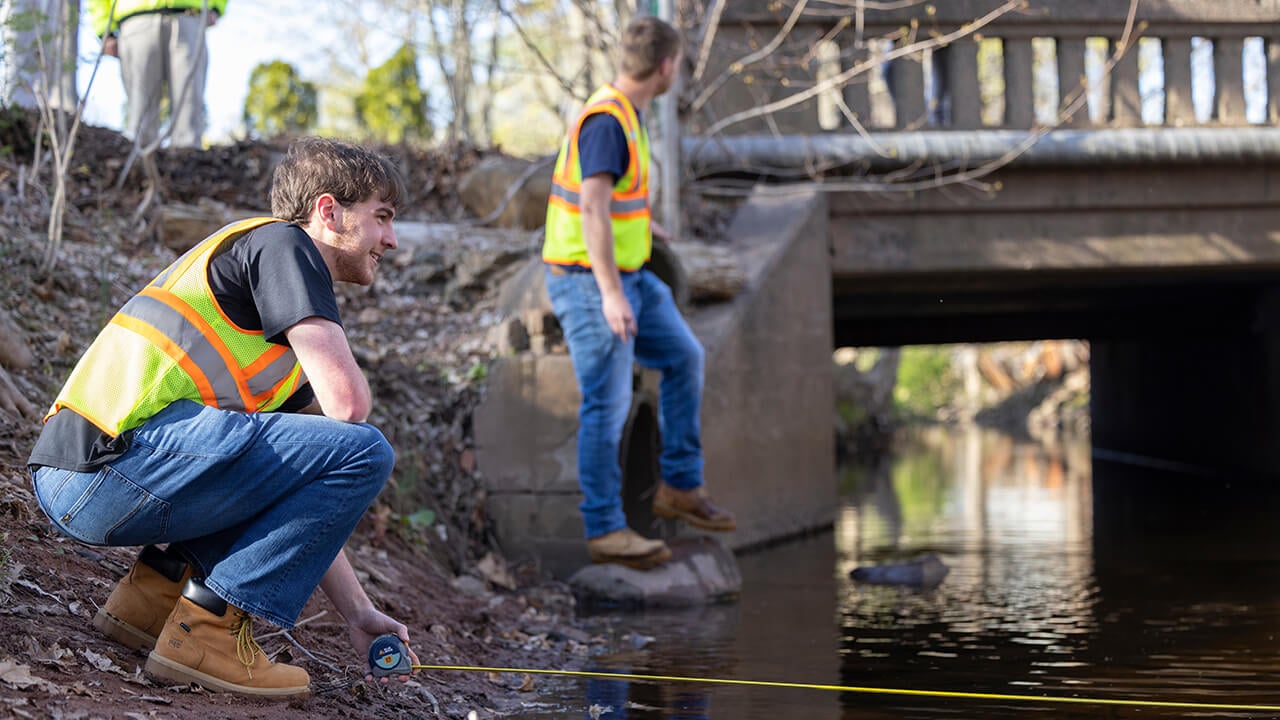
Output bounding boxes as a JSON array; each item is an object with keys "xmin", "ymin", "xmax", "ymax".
[
  {"xmin": 88, "ymin": 0, "xmax": 222, "ymax": 148},
  {"xmin": 543, "ymin": 16, "xmax": 736, "ymax": 571},
  {"xmin": 28, "ymin": 138, "xmax": 416, "ymax": 698}
]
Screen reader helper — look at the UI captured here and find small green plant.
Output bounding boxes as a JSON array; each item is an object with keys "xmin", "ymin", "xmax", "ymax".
[
  {"xmin": 464, "ymin": 361, "xmax": 488, "ymax": 383},
  {"xmin": 392, "ymin": 507, "xmax": 437, "ymax": 546},
  {"xmin": 404, "ymin": 508, "xmax": 436, "ymax": 531}
]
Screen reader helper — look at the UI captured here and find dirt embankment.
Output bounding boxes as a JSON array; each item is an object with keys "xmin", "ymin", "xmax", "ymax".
[{"xmin": 0, "ymin": 113, "xmax": 605, "ymax": 719}]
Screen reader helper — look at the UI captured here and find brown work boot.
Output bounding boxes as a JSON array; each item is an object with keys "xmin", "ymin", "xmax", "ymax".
[
  {"xmin": 587, "ymin": 528, "xmax": 672, "ymax": 570},
  {"xmin": 145, "ymin": 579, "xmax": 310, "ymax": 699},
  {"xmin": 93, "ymin": 545, "xmax": 192, "ymax": 651},
  {"xmin": 653, "ymin": 483, "xmax": 737, "ymax": 532}
]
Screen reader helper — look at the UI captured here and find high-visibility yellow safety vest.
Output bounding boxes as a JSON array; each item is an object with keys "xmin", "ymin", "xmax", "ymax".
[
  {"xmin": 46, "ymin": 218, "xmax": 307, "ymax": 437},
  {"xmin": 87, "ymin": 0, "xmax": 229, "ymax": 38},
  {"xmin": 543, "ymin": 84, "xmax": 652, "ymax": 272}
]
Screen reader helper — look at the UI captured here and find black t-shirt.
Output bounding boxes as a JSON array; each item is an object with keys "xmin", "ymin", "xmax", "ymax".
[
  {"xmin": 28, "ymin": 222, "xmax": 342, "ymax": 472},
  {"xmin": 578, "ymin": 113, "xmax": 632, "ymax": 182}
]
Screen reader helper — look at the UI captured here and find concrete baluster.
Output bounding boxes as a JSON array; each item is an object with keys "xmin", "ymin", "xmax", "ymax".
[
  {"xmin": 1111, "ymin": 36, "xmax": 1143, "ymax": 126},
  {"xmin": 1213, "ymin": 36, "xmax": 1247, "ymax": 124},
  {"xmin": 843, "ymin": 43, "xmax": 874, "ymax": 129},
  {"xmin": 890, "ymin": 44, "xmax": 927, "ymax": 129},
  {"xmin": 1268, "ymin": 38, "xmax": 1280, "ymax": 125},
  {"xmin": 1056, "ymin": 37, "xmax": 1089, "ymax": 127},
  {"xmin": 1163, "ymin": 36, "xmax": 1196, "ymax": 126},
  {"xmin": 1003, "ymin": 37, "xmax": 1035, "ymax": 128},
  {"xmin": 945, "ymin": 38, "xmax": 982, "ymax": 129}
]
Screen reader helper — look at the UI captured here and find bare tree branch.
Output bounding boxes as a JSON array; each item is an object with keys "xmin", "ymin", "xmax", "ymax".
[
  {"xmin": 690, "ymin": 0, "xmax": 727, "ymax": 84},
  {"xmin": 690, "ymin": 0, "xmax": 811, "ymax": 115},
  {"xmin": 496, "ymin": 0, "xmax": 583, "ymax": 102}
]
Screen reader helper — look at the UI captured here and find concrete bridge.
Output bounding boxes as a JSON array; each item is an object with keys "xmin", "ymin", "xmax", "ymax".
[{"xmin": 475, "ymin": 0, "xmax": 1280, "ymax": 576}]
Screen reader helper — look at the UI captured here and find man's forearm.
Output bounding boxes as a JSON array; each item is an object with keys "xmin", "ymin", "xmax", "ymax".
[
  {"xmin": 583, "ymin": 206, "xmax": 623, "ymax": 294},
  {"xmin": 318, "ymin": 549, "xmax": 374, "ymax": 622}
]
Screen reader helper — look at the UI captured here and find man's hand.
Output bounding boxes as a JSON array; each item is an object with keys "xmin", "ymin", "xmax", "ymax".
[
  {"xmin": 348, "ymin": 607, "xmax": 420, "ymax": 684},
  {"xmin": 651, "ymin": 220, "xmax": 673, "ymax": 245},
  {"xmin": 602, "ymin": 289, "xmax": 637, "ymax": 341},
  {"xmin": 102, "ymin": 36, "xmax": 118, "ymax": 57}
]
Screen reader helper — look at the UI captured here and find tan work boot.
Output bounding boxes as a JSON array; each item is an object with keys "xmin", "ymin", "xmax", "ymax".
[
  {"xmin": 93, "ymin": 545, "xmax": 192, "ymax": 651},
  {"xmin": 145, "ymin": 580, "xmax": 310, "ymax": 699},
  {"xmin": 653, "ymin": 483, "xmax": 737, "ymax": 532},
  {"xmin": 587, "ymin": 528, "xmax": 672, "ymax": 570}
]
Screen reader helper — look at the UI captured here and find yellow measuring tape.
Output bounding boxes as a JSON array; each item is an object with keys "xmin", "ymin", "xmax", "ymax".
[{"xmin": 410, "ymin": 664, "xmax": 1280, "ymax": 712}]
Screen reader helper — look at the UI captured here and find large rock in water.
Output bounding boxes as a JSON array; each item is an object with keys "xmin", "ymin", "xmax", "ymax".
[
  {"xmin": 568, "ymin": 536, "xmax": 741, "ymax": 609},
  {"xmin": 850, "ymin": 552, "xmax": 950, "ymax": 589}
]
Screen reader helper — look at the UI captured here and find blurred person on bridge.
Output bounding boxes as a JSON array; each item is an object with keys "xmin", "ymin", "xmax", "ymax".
[
  {"xmin": 87, "ymin": 0, "xmax": 223, "ymax": 148},
  {"xmin": 27, "ymin": 137, "xmax": 418, "ymax": 698},
  {"xmin": 542, "ymin": 15, "xmax": 736, "ymax": 570}
]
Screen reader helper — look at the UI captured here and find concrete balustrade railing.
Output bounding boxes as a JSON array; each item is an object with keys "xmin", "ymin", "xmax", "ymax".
[{"xmin": 703, "ymin": 0, "xmax": 1280, "ymax": 135}]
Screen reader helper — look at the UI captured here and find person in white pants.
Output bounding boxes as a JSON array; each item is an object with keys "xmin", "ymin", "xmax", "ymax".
[{"xmin": 90, "ymin": 1, "xmax": 224, "ymax": 149}]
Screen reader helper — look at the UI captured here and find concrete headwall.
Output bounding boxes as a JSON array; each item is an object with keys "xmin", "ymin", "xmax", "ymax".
[
  {"xmin": 475, "ymin": 189, "xmax": 835, "ymax": 577},
  {"xmin": 689, "ymin": 190, "xmax": 837, "ymax": 548}
]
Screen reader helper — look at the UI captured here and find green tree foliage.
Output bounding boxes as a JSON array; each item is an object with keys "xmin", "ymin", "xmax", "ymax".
[
  {"xmin": 243, "ymin": 61, "xmax": 317, "ymax": 138},
  {"xmin": 894, "ymin": 346, "xmax": 961, "ymax": 419},
  {"xmin": 355, "ymin": 43, "xmax": 430, "ymax": 144}
]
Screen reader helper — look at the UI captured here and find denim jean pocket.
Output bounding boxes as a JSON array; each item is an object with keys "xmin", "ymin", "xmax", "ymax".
[{"xmin": 33, "ymin": 466, "xmax": 170, "ymax": 546}]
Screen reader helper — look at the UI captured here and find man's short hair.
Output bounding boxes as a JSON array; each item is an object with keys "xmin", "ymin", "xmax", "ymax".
[
  {"xmin": 270, "ymin": 137, "xmax": 407, "ymax": 224},
  {"xmin": 619, "ymin": 16, "xmax": 681, "ymax": 81}
]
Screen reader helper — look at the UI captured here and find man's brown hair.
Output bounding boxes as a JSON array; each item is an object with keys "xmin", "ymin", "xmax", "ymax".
[
  {"xmin": 619, "ymin": 16, "xmax": 681, "ymax": 81},
  {"xmin": 270, "ymin": 137, "xmax": 407, "ymax": 224}
]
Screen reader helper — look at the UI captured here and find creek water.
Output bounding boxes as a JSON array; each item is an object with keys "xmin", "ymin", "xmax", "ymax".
[{"xmin": 518, "ymin": 426, "xmax": 1280, "ymax": 719}]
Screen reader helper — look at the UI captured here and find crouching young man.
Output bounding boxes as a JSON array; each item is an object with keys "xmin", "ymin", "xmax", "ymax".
[{"xmin": 27, "ymin": 137, "xmax": 418, "ymax": 698}]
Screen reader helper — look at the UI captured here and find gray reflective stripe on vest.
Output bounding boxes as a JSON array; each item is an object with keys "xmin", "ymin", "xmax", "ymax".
[
  {"xmin": 549, "ymin": 184, "xmax": 647, "ymax": 214},
  {"xmin": 119, "ymin": 293, "xmax": 297, "ymax": 409},
  {"xmin": 246, "ymin": 346, "xmax": 301, "ymax": 398}
]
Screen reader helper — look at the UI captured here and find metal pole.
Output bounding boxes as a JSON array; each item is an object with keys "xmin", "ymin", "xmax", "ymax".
[{"xmin": 656, "ymin": 0, "xmax": 682, "ymax": 242}]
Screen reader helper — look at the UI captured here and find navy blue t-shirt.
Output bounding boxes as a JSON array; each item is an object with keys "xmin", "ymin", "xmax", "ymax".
[
  {"xmin": 577, "ymin": 112, "xmax": 636, "ymax": 182},
  {"xmin": 28, "ymin": 222, "xmax": 340, "ymax": 472}
]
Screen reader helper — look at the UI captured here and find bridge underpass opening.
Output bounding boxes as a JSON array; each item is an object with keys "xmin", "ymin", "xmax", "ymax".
[{"xmin": 834, "ymin": 269, "xmax": 1280, "ymax": 546}]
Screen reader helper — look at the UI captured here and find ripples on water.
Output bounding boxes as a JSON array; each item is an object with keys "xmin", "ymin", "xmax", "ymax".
[{"xmin": 520, "ymin": 427, "xmax": 1280, "ymax": 719}]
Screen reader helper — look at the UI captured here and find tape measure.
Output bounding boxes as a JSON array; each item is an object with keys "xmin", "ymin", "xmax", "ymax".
[
  {"xmin": 367, "ymin": 634, "xmax": 413, "ymax": 678},
  {"xmin": 368, "ymin": 634, "xmax": 1280, "ymax": 712}
]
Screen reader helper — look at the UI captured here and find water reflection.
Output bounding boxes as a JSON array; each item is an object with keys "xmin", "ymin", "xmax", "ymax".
[
  {"xmin": 521, "ymin": 426, "xmax": 1280, "ymax": 719},
  {"xmin": 838, "ymin": 426, "xmax": 1100, "ymax": 717}
]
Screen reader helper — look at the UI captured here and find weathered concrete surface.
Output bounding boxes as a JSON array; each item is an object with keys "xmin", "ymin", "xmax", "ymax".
[
  {"xmin": 831, "ymin": 163, "xmax": 1280, "ymax": 279},
  {"xmin": 568, "ymin": 536, "xmax": 741, "ymax": 609},
  {"xmin": 827, "ymin": 158, "xmax": 1280, "ymax": 346},
  {"xmin": 477, "ymin": 352, "xmax": 665, "ymax": 579},
  {"xmin": 689, "ymin": 189, "xmax": 837, "ymax": 550}
]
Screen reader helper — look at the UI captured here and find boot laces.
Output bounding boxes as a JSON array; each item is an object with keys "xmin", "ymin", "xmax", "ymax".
[{"xmin": 232, "ymin": 611, "xmax": 266, "ymax": 678}]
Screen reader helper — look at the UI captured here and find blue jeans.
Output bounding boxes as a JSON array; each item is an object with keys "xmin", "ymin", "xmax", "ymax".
[
  {"xmin": 545, "ymin": 266, "xmax": 706, "ymax": 539},
  {"xmin": 31, "ymin": 400, "xmax": 393, "ymax": 629}
]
